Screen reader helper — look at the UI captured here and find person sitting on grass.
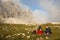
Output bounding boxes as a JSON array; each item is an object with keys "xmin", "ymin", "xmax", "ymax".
[
  {"xmin": 37, "ymin": 25, "xmax": 44, "ymax": 40},
  {"xmin": 37, "ymin": 25, "xmax": 43, "ymax": 35},
  {"xmin": 45, "ymin": 25, "xmax": 52, "ymax": 39}
]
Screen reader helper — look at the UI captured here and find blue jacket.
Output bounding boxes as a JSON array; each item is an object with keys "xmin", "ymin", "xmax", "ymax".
[{"xmin": 45, "ymin": 28, "xmax": 52, "ymax": 34}]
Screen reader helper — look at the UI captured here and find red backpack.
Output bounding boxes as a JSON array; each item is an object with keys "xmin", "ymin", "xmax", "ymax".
[{"xmin": 37, "ymin": 29, "xmax": 43, "ymax": 35}]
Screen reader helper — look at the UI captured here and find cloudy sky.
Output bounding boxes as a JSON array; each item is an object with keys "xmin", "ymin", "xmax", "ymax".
[{"xmin": 2, "ymin": 0, "xmax": 60, "ymax": 23}]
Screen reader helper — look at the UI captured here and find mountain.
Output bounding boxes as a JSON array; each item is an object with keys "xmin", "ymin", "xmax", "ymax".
[{"xmin": 0, "ymin": 1, "xmax": 32, "ymax": 24}]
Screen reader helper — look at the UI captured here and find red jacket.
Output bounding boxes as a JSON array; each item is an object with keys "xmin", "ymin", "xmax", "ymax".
[{"xmin": 37, "ymin": 29, "xmax": 43, "ymax": 35}]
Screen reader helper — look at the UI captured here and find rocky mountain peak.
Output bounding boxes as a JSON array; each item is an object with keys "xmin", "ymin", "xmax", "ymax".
[{"xmin": 0, "ymin": 1, "xmax": 33, "ymax": 24}]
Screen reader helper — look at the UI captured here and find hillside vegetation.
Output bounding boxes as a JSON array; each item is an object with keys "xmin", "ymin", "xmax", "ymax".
[{"xmin": 0, "ymin": 23, "xmax": 60, "ymax": 40}]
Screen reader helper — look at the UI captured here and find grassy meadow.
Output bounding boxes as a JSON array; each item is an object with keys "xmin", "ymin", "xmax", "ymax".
[{"xmin": 0, "ymin": 23, "xmax": 60, "ymax": 40}]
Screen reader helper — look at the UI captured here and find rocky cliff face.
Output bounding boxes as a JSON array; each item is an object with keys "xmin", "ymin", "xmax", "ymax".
[{"xmin": 0, "ymin": 1, "xmax": 32, "ymax": 24}]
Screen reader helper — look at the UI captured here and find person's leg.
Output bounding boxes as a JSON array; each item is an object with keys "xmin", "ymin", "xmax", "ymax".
[
  {"xmin": 46, "ymin": 33, "xmax": 52, "ymax": 40},
  {"xmin": 45, "ymin": 33, "xmax": 50, "ymax": 40}
]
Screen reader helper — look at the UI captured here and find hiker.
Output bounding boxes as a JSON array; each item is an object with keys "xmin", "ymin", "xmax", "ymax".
[
  {"xmin": 45, "ymin": 25, "xmax": 52, "ymax": 39},
  {"xmin": 37, "ymin": 25, "xmax": 43, "ymax": 40},
  {"xmin": 37, "ymin": 25, "xmax": 43, "ymax": 35},
  {"xmin": 37, "ymin": 26, "xmax": 43, "ymax": 35}
]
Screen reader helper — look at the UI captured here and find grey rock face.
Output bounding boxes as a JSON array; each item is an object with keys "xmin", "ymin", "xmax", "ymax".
[{"xmin": 0, "ymin": 1, "xmax": 32, "ymax": 24}]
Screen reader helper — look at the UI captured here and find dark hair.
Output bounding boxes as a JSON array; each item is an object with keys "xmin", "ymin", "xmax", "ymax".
[
  {"xmin": 38, "ymin": 25, "xmax": 42, "ymax": 30},
  {"xmin": 46, "ymin": 25, "xmax": 48, "ymax": 26}
]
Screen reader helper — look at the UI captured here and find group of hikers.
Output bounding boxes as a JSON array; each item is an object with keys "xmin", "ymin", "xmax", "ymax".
[{"xmin": 32, "ymin": 25, "xmax": 52, "ymax": 40}]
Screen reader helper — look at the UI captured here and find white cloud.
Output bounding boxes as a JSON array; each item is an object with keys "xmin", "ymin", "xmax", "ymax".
[
  {"xmin": 39, "ymin": 0, "xmax": 60, "ymax": 22},
  {"xmin": 32, "ymin": 10, "xmax": 48, "ymax": 24}
]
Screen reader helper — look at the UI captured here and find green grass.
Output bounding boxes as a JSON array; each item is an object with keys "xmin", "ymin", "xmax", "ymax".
[{"xmin": 0, "ymin": 23, "xmax": 60, "ymax": 40}]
